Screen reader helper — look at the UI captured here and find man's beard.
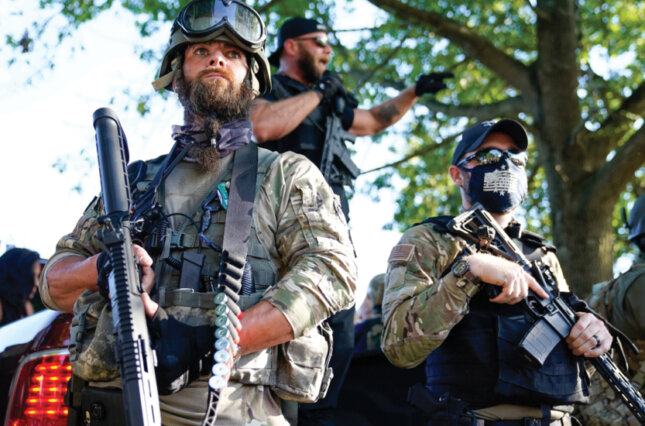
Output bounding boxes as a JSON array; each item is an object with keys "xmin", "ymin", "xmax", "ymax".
[
  {"xmin": 298, "ymin": 48, "xmax": 324, "ymax": 84},
  {"xmin": 175, "ymin": 69, "xmax": 254, "ymax": 172},
  {"xmin": 176, "ymin": 68, "xmax": 253, "ymax": 138}
]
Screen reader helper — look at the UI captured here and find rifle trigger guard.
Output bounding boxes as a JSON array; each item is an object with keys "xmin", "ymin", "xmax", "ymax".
[{"xmin": 476, "ymin": 225, "xmax": 495, "ymax": 249}]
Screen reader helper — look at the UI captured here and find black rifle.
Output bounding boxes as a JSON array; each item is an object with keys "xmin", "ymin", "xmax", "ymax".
[
  {"xmin": 93, "ymin": 107, "xmax": 162, "ymax": 426},
  {"xmin": 320, "ymin": 94, "xmax": 360, "ymax": 187},
  {"xmin": 448, "ymin": 203, "xmax": 645, "ymax": 423}
]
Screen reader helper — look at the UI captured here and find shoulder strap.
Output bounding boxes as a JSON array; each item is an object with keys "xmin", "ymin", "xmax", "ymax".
[
  {"xmin": 132, "ymin": 141, "xmax": 193, "ymax": 220},
  {"xmin": 223, "ymin": 142, "xmax": 258, "ymax": 261},
  {"xmin": 414, "ymin": 215, "xmax": 454, "ymax": 233},
  {"xmin": 520, "ymin": 229, "xmax": 556, "ymax": 253},
  {"xmin": 269, "ymin": 75, "xmax": 293, "ymax": 101}
]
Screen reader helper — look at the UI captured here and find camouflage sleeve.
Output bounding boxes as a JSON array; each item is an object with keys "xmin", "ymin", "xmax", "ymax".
[
  {"xmin": 381, "ymin": 224, "xmax": 481, "ymax": 369},
  {"xmin": 259, "ymin": 152, "xmax": 357, "ymax": 338},
  {"xmin": 542, "ymin": 250, "xmax": 570, "ymax": 292},
  {"xmin": 38, "ymin": 196, "xmax": 105, "ymax": 310},
  {"xmin": 622, "ymin": 272, "xmax": 645, "ymax": 336}
]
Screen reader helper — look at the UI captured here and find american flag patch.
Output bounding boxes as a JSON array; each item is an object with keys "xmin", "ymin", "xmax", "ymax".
[{"xmin": 388, "ymin": 244, "xmax": 414, "ymax": 263}]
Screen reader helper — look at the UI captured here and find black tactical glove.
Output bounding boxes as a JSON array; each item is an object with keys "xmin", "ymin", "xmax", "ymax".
[
  {"xmin": 149, "ymin": 307, "xmax": 215, "ymax": 395},
  {"xmin": 315, "ymin": 70, "xmax": 346, "ymax": 101},
  {"xmin": 96, "ymin": 251, "xmax": 112, "ymax": 299},
  {"xmin": 414, "ymin": 72, "xmax": 454, "ymax": 96}
]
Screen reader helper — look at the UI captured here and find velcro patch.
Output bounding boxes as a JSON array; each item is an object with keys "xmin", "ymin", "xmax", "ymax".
[{"xmin": 388, "ymin": 244, "xmax": 414, "ymax": 263}]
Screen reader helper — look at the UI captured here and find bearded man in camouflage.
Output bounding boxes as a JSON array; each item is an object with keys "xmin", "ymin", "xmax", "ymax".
[
  {"xmin": 38, "ymin": 1, "xmax": 356, "ymax": 424},
  {"xmin": 381, "ymin": 119, "xmax": 612, "ymax": 425}
]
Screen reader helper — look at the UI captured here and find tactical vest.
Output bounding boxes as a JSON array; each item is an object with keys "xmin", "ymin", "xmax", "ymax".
[
  {"xmin": 262, "ymin": 74, "xmax": 328, "ymax": 166},
  {"xmin": 421, "ymin": 217, "xmax": 590, "ymax": 409},
  {"xmin": 70, "ymin": 146, "xmax": 279, "ymax": 379},
  {"xmin": 146, "ymin": 148, "xmax": 280, "ymax": 317},
  {"xmin": 70, "ymin": 145, "xmax": 332, "ymax": 402},
  {"xmin": 137, "ymin": 147, "xmax": 295, "ymax": 387}
]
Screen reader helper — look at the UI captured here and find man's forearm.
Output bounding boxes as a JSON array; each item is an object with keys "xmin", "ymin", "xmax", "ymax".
[
  {"xmin": 45, "ymin": 254, "xmax": 99, "ymax": 312},
  {"xmin": 251, "ymin": 91, "xmax": 322, "ymax": 142},
  {"xmin": 238, "ymin": 300, "xmax": 294, "ymax": 355},
  {"xmin": 350, "ymin": 86, "xmax": 418, "ymax": 136}
]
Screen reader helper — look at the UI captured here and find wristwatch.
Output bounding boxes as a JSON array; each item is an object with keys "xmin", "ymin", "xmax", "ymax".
[{"xmin": 451, "ymin": 258, "xmax": 480, "ymax": 285}]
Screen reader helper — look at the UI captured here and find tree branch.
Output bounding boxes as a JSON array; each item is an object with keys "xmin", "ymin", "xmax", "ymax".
[
  {"xmin": 356, "ymin": 30, "xmax": 411, "ymax": 87},
  {"xmin": 255, "ymin": 0, "xmax": 288, "ymax": 15},
  {"xmin": 524, "ymin": 0, "xmax": 550, "ymax": 21},
  {"xmin": 593, "ymin": 124, "xmax": 645, "ymax": 205},
  {"xmin": 598, "ymin": 82, "xmax": 645, "ymax": 143},
  {"xmin": 367, "ymin": 0, "xmax": 535, "ymax": 98},
  {"xmin": 418, "ymin": 96, "xmax": 529, "ymax": 121},
  {"xmin": 361, "ymin": 132, "xmax": 459, "ymax": 174}
]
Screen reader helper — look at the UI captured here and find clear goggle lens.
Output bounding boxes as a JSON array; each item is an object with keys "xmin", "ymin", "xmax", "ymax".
[
  {"xmin": 458, "ymin": 148, "xmax": 527, "ymax": 168},
  {"xmin": 174, "ymin": 0, "xmax": 265, "ymax": 45}
]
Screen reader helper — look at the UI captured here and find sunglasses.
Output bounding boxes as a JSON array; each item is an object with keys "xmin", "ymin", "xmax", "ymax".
[
  {"xmin": 293, "ymin": 35, "xmax": 330, "ymax": 48},
  {"xmin": 457, "ymin": 148, "xmax": 528, "ymax": 168}
]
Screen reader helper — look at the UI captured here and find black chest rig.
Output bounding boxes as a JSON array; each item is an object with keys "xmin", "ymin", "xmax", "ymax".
[
  {"xmin": 421, "ymin": 216, "xmax": 590, "ymax": 409},
  {"xmin": 261, "ymin": 74, "xmax": 329, "ymax": 166}
]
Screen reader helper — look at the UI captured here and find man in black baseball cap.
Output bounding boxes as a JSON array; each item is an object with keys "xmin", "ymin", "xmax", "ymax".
[
  {"xmin": 381, "ymin": 114, "xmax": 613, "ymax": 424},
  {"xmin": 251, "ymin": 17, "xmax": 454, "ymax": 219},
  {"xmin": 450, "ymin": 118, "xmax": 529, "ymax": 214},
  {"xmin": 268, "ymin": 17, "xmax": 330, "ymax": 67}
]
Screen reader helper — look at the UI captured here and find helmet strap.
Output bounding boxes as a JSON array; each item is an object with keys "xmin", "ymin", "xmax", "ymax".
[{"xmin": 152, "ymin": 56, "xmax": 182, "ymax": 91}]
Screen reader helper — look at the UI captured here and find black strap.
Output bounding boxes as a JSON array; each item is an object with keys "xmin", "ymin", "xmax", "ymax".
[
  {"xmin": 132, "ymin": 140, "xmax": 193, "ymax": 219},
  {"xmin": 201, "ymin": 142, "xmax": 258, "ymax": 426},
  {"xmin": 222, "ymin": 142, "xmax": 258, "ymax": 259}
]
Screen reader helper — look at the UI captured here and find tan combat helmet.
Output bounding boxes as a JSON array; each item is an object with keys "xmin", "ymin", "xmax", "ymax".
[{"xmin": 152, "ymin": 0, "xmax": 271, "ymax": 96}]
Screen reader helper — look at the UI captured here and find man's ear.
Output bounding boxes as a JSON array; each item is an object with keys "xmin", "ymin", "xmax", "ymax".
[
  {"xmin": 449, "ymin": 165, "xmax": 464, "ymax": 186},
  {"xmin": 283, "ymin": 39, "xmax": 298, "ymax": 56}
]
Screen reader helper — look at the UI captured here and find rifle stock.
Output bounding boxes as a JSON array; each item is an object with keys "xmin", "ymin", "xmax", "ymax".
[
  {"xmin": 93, "ymin": 107, "xmax": 161, "ymax": 426},
  {"xmin": 448, "ymin": 203, "xmax": 645, "ymax": 423}
]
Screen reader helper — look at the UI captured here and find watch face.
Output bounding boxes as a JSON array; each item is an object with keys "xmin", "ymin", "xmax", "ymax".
[{"xmin": 453, "ymin": 259, "xmax": 469, "ymax": 277}]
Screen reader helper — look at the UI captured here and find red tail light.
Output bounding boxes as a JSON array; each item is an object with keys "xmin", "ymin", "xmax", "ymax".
[{"xmin": 6, "ymin": 350, "xmax": 71, "ymax": 426}]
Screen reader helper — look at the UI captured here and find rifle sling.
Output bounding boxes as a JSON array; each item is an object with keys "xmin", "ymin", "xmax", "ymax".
[{"xmin": 222, "ymin": 142, "xmax": 258, "ymax": 260}]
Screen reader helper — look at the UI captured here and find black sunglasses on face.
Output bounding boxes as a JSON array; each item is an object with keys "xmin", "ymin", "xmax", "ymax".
[
  {"xmin": 293, "ymin": 35, "xmax": 330, "ymax": 48},
  {"xmin": 457, "ymin": 148, "xmax": 528, "ymax": 168}
]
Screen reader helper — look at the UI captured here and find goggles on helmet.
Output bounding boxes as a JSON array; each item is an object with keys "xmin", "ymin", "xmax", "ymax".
[
  {"xmin": 172, "ymin": 0, "xmax": 266, "ymax": 49},
  {"xmin": 457, "ymin": 148, "xmax": 528, "ymax": 168}
]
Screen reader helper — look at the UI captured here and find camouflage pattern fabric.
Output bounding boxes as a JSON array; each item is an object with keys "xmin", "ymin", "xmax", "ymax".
[
  {"xmin": 40, "ymin": 146, "xmax": 357, "ymax": 422},
  {"xmin": 575, "ymin": 253, "xmax": 645, "ymax": 425},
  {"xmin": 159, "ymin": 377, "xmax": 289, "ymax": 425},
  {"xmin": 381, "ymin": 219, "xmax": 569, "ymax": 369}
]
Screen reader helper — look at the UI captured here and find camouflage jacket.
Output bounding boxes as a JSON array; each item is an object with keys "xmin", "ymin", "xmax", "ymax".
[
  {"xmin": 576, "ymin": 253, "xmax": 645, "ymax": 425},
  {"xmin": 41, "ymin": 147, "xmax": 356, "ymax": 336},
  {"xmin": 381, "ymin": 218, "xmax": 568, "ymax": 369}
]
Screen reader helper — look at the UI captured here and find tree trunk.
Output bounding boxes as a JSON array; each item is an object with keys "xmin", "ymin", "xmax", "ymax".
[{"xmin": 550, "ymin": 189, "xmax": 615, "ymax": 296}]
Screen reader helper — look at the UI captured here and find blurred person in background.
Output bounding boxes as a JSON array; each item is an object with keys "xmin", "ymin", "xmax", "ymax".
[{"xmin": 0, "ymin": 247, "xmax": 41, "ymax": 326}]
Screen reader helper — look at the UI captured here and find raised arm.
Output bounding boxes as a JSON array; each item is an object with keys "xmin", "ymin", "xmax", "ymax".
[{"xmin": 251, "ymin": 91, "xmax": 322, "ymax": 143}]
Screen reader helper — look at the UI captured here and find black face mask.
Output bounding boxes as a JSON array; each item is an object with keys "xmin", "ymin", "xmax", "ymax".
[{"xmin": 461, "ymin": 157, "xmax": 528, "ymax": 213}]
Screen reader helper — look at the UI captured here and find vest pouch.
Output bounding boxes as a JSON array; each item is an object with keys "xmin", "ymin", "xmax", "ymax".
[
  {"xmin": 272, "ymin": 321, "xmax": 334, "ymax": 403},
  {"xmin": 69, "ymin": 291, "xmax": 119, "ymax": 382},
  {"xmin": 495, "ymin": 314, "xmax": 589, "ymax": 405}
]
